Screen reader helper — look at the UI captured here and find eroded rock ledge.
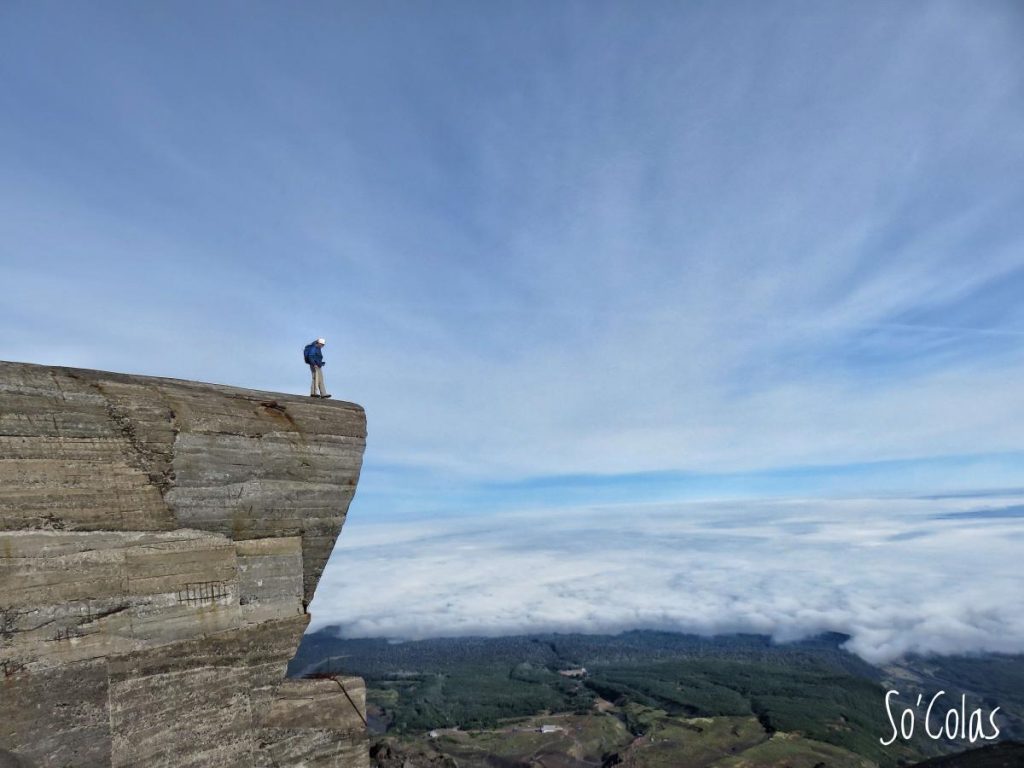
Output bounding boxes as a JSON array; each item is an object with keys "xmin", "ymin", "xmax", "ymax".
[{"xmin": 0, "ymin": 361, "xmax": 368, "ymax": 767}]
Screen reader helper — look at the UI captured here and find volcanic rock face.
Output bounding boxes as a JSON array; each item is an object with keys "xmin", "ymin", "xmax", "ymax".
[{"xmin": 0, "ymin": 362, "xmax": 368, "ymax": 767}]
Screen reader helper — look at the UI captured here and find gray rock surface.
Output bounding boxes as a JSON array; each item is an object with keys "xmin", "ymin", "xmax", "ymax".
[{"xmin": 0, "ymin": 361, "xmax": 368, "ymax": 767}]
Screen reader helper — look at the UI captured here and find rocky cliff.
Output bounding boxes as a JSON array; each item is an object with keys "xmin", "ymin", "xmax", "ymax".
[{"xmin": 0, "ymin": 361, "xmax": 368, "ymax": 768}]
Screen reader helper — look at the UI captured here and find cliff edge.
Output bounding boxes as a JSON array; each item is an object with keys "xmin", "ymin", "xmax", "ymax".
[{"xmin": 0, "ymin": 361, "xmax": 368, "ymax": 768}]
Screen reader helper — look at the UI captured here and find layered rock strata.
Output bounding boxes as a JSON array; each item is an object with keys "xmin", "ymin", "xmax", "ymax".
[{"xmin": 0, "ymin": 361, "xmax": 367, "ymax": 767}]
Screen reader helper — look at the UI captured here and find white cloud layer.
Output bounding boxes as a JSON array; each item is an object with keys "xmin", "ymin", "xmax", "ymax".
[{"xmin": 311, "ymin": 493, "xmax": 1024, "ymax": 664}]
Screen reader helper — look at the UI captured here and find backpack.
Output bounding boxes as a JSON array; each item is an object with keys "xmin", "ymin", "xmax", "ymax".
[{"xmin": 303, "ymin": 343, "xmax": 316, "ymax": 365}]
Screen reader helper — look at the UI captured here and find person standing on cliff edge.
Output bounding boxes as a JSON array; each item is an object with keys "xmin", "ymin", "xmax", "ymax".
[{"xmin": 303, "ymin": 338, "xmax": 332, "ymax": 399}]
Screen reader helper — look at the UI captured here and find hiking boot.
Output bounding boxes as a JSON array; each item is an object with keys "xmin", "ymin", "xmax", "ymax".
[
  {"xmin": 321, "ymin": 394, "xmax": 333, "ymax": 399},
  {"xmin": 309, "ymin": 394, "xmax": 320, "ymax": 397}
]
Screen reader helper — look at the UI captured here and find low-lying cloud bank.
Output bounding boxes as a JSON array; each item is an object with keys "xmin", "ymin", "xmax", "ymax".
[{"xmin": 312, "ymin": 493, "xmax": 1024, "ymax": 665}]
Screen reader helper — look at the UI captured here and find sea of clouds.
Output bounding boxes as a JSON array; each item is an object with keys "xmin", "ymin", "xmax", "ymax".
[{"xmin": 311, "ymin": 492, "xmax": 1024, "ymax": 665}]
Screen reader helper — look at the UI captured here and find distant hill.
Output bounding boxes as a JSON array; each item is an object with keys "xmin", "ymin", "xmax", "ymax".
[{"xmin": 905, "ymin": 741, "xmax": 1024, "ymax": 767}]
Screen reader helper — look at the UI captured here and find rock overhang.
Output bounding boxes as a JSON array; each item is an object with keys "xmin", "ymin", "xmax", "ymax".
[{"xmin": 0, "ymin": 361, "xmax": 368, "ymax": 767}]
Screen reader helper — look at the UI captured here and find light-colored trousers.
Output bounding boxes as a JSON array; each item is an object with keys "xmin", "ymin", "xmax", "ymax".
[{"xmin": 310, "ymin": 365, "xmax": 329, "ymax": 396}]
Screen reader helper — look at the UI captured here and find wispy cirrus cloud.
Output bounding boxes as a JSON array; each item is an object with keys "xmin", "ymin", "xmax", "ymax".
[{"xmin": 2, "ymin": 1, "xmax": 1022, "ymax": 483}]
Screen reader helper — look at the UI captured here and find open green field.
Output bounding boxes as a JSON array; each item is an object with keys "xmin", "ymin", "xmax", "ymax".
[{"xmin": 374, "ymin": 709, "xmax": 884, "ymax": 768}]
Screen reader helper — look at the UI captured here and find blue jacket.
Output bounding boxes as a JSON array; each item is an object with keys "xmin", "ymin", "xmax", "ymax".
[{"xmin": 304, "ymin": 342, "xmax": 324, "ymax": 367}]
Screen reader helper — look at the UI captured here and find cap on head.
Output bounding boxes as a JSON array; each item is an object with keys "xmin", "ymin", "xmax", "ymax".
[{"xmin": 316, "ymin": 338, "xmax": 326, "ymax": 345}]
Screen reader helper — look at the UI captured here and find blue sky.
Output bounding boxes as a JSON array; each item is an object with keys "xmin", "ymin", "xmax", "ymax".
[{"xmin": 3, "ymin": 2, "xmax": 1024, "ymax": 652}]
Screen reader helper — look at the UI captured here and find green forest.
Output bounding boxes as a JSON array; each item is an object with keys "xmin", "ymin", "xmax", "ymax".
[{"xmin": 291, "ymin": 629, "xmax": 1024, "ymax": 767}]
